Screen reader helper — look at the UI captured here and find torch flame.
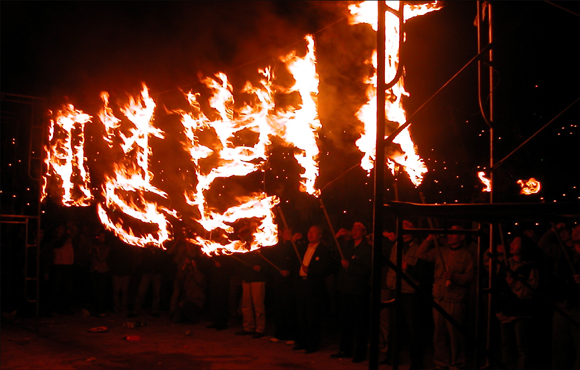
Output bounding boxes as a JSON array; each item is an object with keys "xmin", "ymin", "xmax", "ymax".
[
  {"xmin": 517, "ymin": 178, "xmax": 541, "ymax": 195},
  {"xmin": 478, "ymin": 171, "xmax": 491, "ymax": 192},
  {"xmin": 348, "ymin": 1, "xmax": 441, "ymax": 186},
  {"xmin": 43, "ymin": 104, "xmax": 93, "ymax": 206}
]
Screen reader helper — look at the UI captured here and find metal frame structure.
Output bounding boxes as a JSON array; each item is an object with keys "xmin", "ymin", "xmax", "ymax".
[
  {"xmin": 1, "ymin": 93, "xmax": 46, "ymax": 332},
  {"xmin": 367, "ymin": 2, "xmax": 579, "ymax": 370}
]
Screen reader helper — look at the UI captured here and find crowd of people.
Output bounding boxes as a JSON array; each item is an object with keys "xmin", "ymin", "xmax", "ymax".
[{"xmin": 35, "ymin": 217, "xmax": 579, "ymax": 369}]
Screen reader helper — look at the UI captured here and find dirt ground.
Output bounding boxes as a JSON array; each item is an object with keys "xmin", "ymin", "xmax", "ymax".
[{"xmin": 0, "ymin": 311, "xmax": 418, "ymax": 370}]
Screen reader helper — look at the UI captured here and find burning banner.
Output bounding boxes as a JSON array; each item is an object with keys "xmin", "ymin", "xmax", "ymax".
[
  {"xmin": 43, "ymin": 36, "xmax": 321, "ymax": 254},
  {"xmin": 42, "ymin": 3, "xmax": 440, "ymax": 254}
]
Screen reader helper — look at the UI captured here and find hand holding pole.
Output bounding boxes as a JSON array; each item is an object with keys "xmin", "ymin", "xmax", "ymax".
[{"xmin": 277, "ymin": 206, "xmax": 303, "ymax": 264}]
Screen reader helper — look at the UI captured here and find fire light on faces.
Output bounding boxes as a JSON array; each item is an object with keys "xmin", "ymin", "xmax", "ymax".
[
  {"xmin": 348, "ymin": 1, "xmax": 441, "ymax": 187},
  {"xmin": 478, "ymin": 171, "xmax": 491, "ymax": 192},
  {"xmin": 43, "ymin": 104, "xmax": 94, "ymax": 206},
  {"xmin": 178, "ymin": 36, "xmax": 320, "ymax": 255},
  {"xmin": 97, "ymin": 85, "xmax": 173, "ymax": 249},
  {"xmin": 517, "ymin": 178, "xmax": 541, "ymax": 195}
]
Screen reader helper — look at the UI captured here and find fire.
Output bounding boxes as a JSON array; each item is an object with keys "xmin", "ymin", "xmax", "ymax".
[
  {"xmin": 99, "ymin": 92, "xmax": 121, "ymax": 148},
  {"xmin": 43, "ymin": 104, "xmax": 94, "ymax": 206},
  {"xmin": 277, "ymin": 35, "xmax": 321, "ymax": 197},
  {"xmin": 178, "ymin": 36, "xmax": 319, "ymax": 255},
  {"xmin": 478, "ymin": 171, "xmax": 491, "ymax": 192},
  {"xmin": 348, "ymin": 1, "xmax": 441, "ymax": 186},
  {"xmin": 517, "ymin": 178, "xmax": 541, "ymax": 195},
  {"xmin": 96, "ymin": 85, "xmax": 173, "ymax": 249}
]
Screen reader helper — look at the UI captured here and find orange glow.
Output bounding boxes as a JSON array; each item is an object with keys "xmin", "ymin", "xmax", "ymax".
[
  {"xmin": 517, "ymin": 178, "xmax": 541, "ymax": 195},
  {"xmin": 478, "ymin": 171, "xmax": 491, "ymax": 192},
  {"xmin": 348, "ymin": 1, "xmax": 441, "ymax": 186},
  {"xmin": 43, "ymin": 104, "xmax": 93, "ymax": 206}
]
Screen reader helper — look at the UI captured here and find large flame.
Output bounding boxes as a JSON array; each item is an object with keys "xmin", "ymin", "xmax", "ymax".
[
  {"xmin": 349, "ymin": 1, "xmax": 441, "ymax": 186},
  {"xmin": 97, "ymin": 85, "xmax": 173, "ymax": 248},
  {"xmin": 43, "ymin": 104, "xmax": 93, "ymax": 206},
  {"xmin": 517, "ymin": 178, "xmax": 541, "ymax": 195},
  {"xmin": 478, "ymin": 171, "xmax": 491, "ymax": 192},
  {"xmin": 178, "ymin": 36, "xmax": 320, "ymax": 255}
]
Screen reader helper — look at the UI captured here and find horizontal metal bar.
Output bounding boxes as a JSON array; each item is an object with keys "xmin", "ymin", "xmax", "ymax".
[
  {"xmin": 1, "ymin": 214, "xmax": 39, "ymax": 219},
  {"xmin": 401, "ymin": 227, "xmax": 484, "ymax": 236}
]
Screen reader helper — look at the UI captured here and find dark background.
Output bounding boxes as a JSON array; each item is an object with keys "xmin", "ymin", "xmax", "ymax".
[{"xmin": 2, "ymin": 1, "xmax": 579, "ymax": 233}]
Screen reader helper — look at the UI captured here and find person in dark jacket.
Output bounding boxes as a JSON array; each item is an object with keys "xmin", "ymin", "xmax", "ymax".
[
  {"xmin": 293, "ymin": 225, "xmax": 336, "ymax": 354},
  {"xmin": 330, "ymin": 222, "xmax": 372, "ymax": 363},
  {"xmin": 128, "ymin": 245, "xmax": 166, "ymax": 318},
  {"xmin": 110, "ymin": 239, "xmax": 135, "ymax": 315},
  {"xmin": 261, "ymin": 227, "xmax": 302, "ymax": 343}
]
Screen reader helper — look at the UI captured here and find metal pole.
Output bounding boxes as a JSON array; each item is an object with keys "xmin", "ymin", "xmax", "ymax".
[
  {"xmin": 477, "ymin": 1, "xmax": 495, "ymax": 366},
  {"xmin": 368, "ymin": 1, "xmax": 387, "ymax": 369}
]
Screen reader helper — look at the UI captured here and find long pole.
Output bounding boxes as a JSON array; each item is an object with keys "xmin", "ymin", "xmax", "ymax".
[
  {"xmin": 420, "ymin": 193, "xmax": 448, "ymax": 273},
  {"xmin": 550, "ymin": 222, "xmax": 577, "ymax": 274},
  {"xmin": 319, "ymin": 197, "xmax": 345, "ymax": 260},
  {"xmin": 497, "ymin": 223, "xmax": 510, "ymax": 268},
  {"xmin": 276, "ymin": 207, "xmax": 302, "ymax": 264},
  {"xmin": 257, "ymin": 251, "xmax": 282, "ymax": 273},
  {"xmin": 369, "ymin": 2, "xmax": 388, "ymax": 369},
  {"xmin": 229, "ymin": 254, "xmax": 253, "ymax": 268}
]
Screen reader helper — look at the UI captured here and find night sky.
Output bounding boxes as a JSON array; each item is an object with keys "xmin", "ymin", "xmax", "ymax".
[{"xmin": 2, "ymin": 1, "xmax": 578, "ymax": 234}]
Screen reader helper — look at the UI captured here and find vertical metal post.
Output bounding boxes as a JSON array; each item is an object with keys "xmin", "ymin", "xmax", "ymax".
[
  {"xmin": 391, "ymin": 218, "xmax": 404, "ymax": 370},
  {"xmin": 477, "ymin": 1, "xmax": 495, "ymax": 367},
  {"xmin": 369, "ymin": 1, "xmax": 387, "ymax": 369}
]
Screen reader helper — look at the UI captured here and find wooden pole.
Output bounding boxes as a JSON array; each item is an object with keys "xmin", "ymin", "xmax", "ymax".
[
  {"xmin": 319, "ymin": 197, "xmax": 345, "ymax": 260},
  {"xmin": 229, "ymin": 254, "xmax": 253, "ymax": 268},
  {"xmin": 277, "ymin": 206, "xmax": 302, "ymax": 264},
  {"xmin": 419, "ymin": 193, "xmax": 448, "ymax": 272},
  {"xmin": 550, "ymin": 222, "xmax": 577, "ymax": 275},
  {"xmin": 497, "ymin": 223, "xmax": 510, "ymax": 268},
  {"xmin": 257, "ymin": 251, "xmax": 282, "ymax": 273}
]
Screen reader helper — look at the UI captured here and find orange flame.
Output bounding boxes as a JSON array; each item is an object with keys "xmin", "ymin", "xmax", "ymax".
[
  {"xmin": 348, "ymin": 1, "xmax": 441, "ymax": 186},
  {"xmin": 99, "ymin": 92, "xmax": 121, "ymax": 148},
  {"xmin": 176, "ymin": 36, "xmax": 319, "ymax": 255},
  {"xmin": 478, "ymin": 171, "xmax": 491, "ymax": 192},
  {"xmin": 43, "ymin": 104, "xmax": 93, "ymax": 206},
  {"xmin": 276, "ymin": 35, "xmax": 321, "ymax": 197},
  {"xmin": 517, "ymin": 178, "xmax": 541, "ymax": 195},
  {"xmin": 97, "ymin": 85, "xmax": 173, "ymax": 248}
]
